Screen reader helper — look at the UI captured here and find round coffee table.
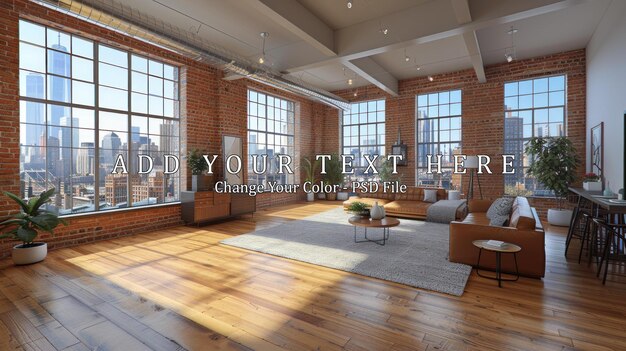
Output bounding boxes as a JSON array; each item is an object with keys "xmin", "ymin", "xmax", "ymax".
[
  {"xmin": 348, "ymin": 216, "xmax": 400, "ymax": 246},
  {"xmin": 472, "ymin": 240, "xmax": 521, "ymax": 287}
]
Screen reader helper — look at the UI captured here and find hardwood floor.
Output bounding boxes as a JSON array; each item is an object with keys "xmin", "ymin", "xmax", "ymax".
[{"xmin": 1, "ymin": 202, "xmax": 626, "ymax": 351}]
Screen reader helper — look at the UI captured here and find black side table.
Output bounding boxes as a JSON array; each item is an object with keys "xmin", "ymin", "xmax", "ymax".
[{"xmin": 472, "ymin": 240, "xmax": 521, "ymax": 287}]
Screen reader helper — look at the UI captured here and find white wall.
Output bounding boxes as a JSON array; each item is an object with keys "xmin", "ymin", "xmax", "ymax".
[{"xmin": 586, "ymin": 0, "xmax": 626, "ymax": 192}]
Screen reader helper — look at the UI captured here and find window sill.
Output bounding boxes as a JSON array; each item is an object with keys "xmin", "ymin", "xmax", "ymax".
[{"xmin": 59, "ymin": 201, "xmax": 181, "ymax": 219}]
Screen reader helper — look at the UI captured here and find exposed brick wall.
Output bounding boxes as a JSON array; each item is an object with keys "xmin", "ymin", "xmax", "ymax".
[
  {"xmin": 330, "ymin": 49, "xmax": 587, "ymax": 221},
  {"xmin": 0, "ymin": 0, "xmax": 329, "ymax": 258}
]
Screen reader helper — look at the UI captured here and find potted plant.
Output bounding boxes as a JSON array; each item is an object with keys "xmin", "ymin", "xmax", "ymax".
[
  {"xmin": 582, "ymin": 172, "xmax": 602, "ymax": 191},
  {"xmin": 324, "ymin": 154, "xmax": 344, "ymax": 201},
  {"xmin": 347, "ymin": 201, "xmax": 370, "ymax": 218},
  {"xmin": 525, "ymin": 137, "xmax": 579, "ymax": 226},
  {"xmin": 187, "ymin": 149, "xmax": 209, "ymax": 191},
  {"xmin": 378, "ymin": 158, "xmax": 398, "ymax": 183},
  {"xmin": 302, "ymin": 157, "xmax": 319, "ymax": 202},
  {"xmin": 0, "ymin": 188, "xmax": 66, "ymax": 265}
]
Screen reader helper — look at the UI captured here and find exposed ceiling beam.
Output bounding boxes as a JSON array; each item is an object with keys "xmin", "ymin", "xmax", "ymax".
[
  {"xmin": 345, "ymin": 58, "xmax": 398, "ymax": 96},
  {"xmin": 462, "ymin": 31, "xmax": 486, "ymax": 83},
  {"xmin": 452, "ymin": 0, "xmax": 486, "ymax": 83},
  {"xmin": 240, "ymin": 0, "xmax": 336, "ymax": 57},
  {"xmin": 286, "ymin": 0, "xmax": 589, "ymax": 73},
  {"xmin": 222, "ymin": 72, "xmax": 246, "ymax": 81}
]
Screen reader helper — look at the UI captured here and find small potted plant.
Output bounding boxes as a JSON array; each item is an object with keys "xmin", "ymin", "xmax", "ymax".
[
  {"xmin": 302, "ymin": 156, "xmax": 319, "ymax": 202},
  {"xmin": 347, "ymin": 201, "xmax": 370, "ymax": 218},
  {"xmin": 187, "ymin": 149, "xmax": 209, "ymax": 191},
  {"xmin": 525, "ymin": 137, "xmax": 579, "ymax": 226},
  {"xmin": 582, "ymin": 172, "xmax": 602, "ymax": 191},
  {"xmin": 0, "ymin": 188, "xmax": 66, "ymax": 265}
]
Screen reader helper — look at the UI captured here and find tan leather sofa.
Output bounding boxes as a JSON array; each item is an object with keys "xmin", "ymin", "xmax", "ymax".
[
  {"xmin": 449, "ymin": 197, "xmax": 545, "ymax": 278},
  {"xmin": 343, "ymin": 187, "xmax": 448, "ymax": 220}
]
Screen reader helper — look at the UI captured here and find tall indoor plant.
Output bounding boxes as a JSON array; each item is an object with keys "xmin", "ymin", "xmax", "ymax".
[
  {"xmin": 187, "ymin": 149, "xmax": 209, "ymax": 191},
  {"xmin": 302, "ymin": 157, "xmax": 320, "ymax": 202},
  {"xmin": 525, "ymin": 137, "xmax": 579, "ymax": 226},
  {"xmin": 0, "ymin": 188, "xmax": 66, "ymax": 265},
  {"xmin": 324, "ymin": 154, "xmax": 344, "ymax": 201}
]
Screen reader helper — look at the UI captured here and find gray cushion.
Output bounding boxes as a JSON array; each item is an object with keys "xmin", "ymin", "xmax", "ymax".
[
  {"xmin": 423, "ymin": 189, "xmax": 438, "ymax": 203},
  {"xmin": 490, "ymin": 215, "xmax": 510, "ymax": 226},
  {"xmin": 486, "ymin": 197, "xmax": 514, "ymax": 226}
]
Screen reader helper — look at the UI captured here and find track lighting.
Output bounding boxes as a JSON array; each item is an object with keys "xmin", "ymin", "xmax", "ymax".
[
  {"xmin": 428, "ymin": 76, "xmax": 434, "ymax": 82},
  {"xmin": 416, "ymin": 66, "xmax": 421, "ymax": 71},
  {"xmin": 381, "ymin": 28, "xmax": 389, "ymax": 35},
  {"xmin": 506, "ymin": 54, "xmax": 513, "ymax": 63},
  {"xmin": 353, "ymin": 91, "xmax": 358, "ymax": 97},
  {"xmin": 347, "ymin": 1, "xmax": 352, "ymax": 9},
  {"xmin": 348, "ymin": 78, "xmax": 353, "ymax": 85},
  {"xmin": 405, "ymin": 56, "xmax": 410, "ymax": 62}
]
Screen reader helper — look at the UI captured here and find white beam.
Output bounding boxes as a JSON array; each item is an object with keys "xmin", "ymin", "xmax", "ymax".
[
  {"xmin": 345, "ymin": 58, "xmax": 398, "ymax": 96},
  {"xmin": 241, "ymin": 0, "xmax": 336, "ymax": 57},
  {"xmin": 222, "ymin": 72, "xmax": 246, "ymax": 81},
  {"xmin": 286, "ymin": 0, "xmax": 589, "ymax": 73},
  {"xmin": 452, "ymin": 0, "xmax": 486, "ymax": 83},
  {"xmin": 462, "ymin": 31, "xmax": 487, "ymax": 83}
]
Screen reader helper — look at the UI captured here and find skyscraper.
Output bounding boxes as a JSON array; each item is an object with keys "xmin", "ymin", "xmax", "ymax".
[
  {"xmin": 76, "ymin": 142, "xmax": 95, "ymax": 175},
  {"xmin": 101, "ymin": 132, "xmax": 122, "ymax": 167},
  {"xmin": 59, "ymin": 116, "xmax": 79, "ymax": 177},
  {"xmin": 24, "ymin": 74, "xmax": 44, "ymax": 146},
  {"xmin": 48, "ymin": 39, "xmax": 70, "ymax": 136}
]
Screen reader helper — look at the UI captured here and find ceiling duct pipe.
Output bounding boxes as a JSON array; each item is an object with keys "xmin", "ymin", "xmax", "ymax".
[{"xmin": 29, "ymin": 0, "xmax": 351, "ymax": 111}]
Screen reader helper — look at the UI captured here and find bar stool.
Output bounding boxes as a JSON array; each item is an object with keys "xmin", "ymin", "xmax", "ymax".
[
  {"xmin": 593, "ymin": 218, "xmax": 626, "ymax": 284},
  {"xmin": 565, "ymin": 197, "xmax": 593, "ymax": 257}
]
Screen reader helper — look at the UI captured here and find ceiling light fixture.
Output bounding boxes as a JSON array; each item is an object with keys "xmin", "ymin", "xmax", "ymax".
[
  {"xmin": 428, "ymin": 76, "xmax": 434, "ymax": 82},
  {"xmin": 404, "ymin": 48, "xmax": 410, "ymax": 62},
  {"xmin": 258, "ymin": 32, "xmax": 269, "ymax": 65},
  {"xmin": 379, "ymin": 21, "xmax": 389, "ymax": 36},
  {"xmin": 505, "ymin": 26, "xmax": 518, "ymax": 63},
  {"xmin": 348, "ymin": 78, "xmax": 353, "ymax": 85},
  {"xmin": 347, "ymin": 1, "xmax": 352, "ymax": 9},
  {"xmin": 416, "ymin": 66, "xmax": 421, "ymax": 71}
]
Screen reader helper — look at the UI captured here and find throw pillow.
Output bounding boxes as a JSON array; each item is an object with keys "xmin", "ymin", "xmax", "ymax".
[
  {"xmin": 486, "ymin": 197, "xmax": 514, "ymax": 226},
  {"xmin": 490, "ymin": 214, "xmax": 510, "ymax": 227},
  {"xmin": 423, "ymin": 189, "xmax": 438, "ymax": 203}
]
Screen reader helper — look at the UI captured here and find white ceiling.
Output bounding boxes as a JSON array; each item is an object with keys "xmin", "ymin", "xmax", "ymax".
[
  {"xmin": 295, "ymin": 0, "xmax": 433, "ymax": 30},
  {"xmin": 103, "ymin": 0, "xmax": 611, "ymax": 93}
]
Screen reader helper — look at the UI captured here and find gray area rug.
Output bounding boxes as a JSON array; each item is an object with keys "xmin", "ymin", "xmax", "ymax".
[{"xmin": 221, "ymin": 208, "xmax": 471, "ymax": 296}]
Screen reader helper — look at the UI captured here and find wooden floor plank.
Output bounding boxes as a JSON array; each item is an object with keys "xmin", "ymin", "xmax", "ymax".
[{"xmin": 1, "ymin": 202, "xmax": 626, "ymax": 350}]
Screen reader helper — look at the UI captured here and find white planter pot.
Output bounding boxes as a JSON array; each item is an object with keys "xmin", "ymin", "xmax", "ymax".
[
  {"xmin": 583, "ymin": 182, "xmax": 602, "ymax": 191},
  {"xmin": 448, "ymin": 190, "xmax": 461, "ymax": 200},
  {"xmin": 336, "ymin": 192, "xmax": 349, "ymax": 201},
  {"xmin": 306, "ymin": 193, "xmax": 315, "ymax": 202},
  {"xmin": 12, "ymin": 242, "xmax": 47, "ymax": 265},
  {"xmin": 547, "ymin": 209, "xmax": 573, "ymax": 227}
]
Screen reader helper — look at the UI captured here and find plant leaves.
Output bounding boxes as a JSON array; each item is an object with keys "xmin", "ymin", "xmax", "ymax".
[
  {"xmin": 30, "ymin": 213, "xmax": 61, "ymax": 233},
  {"xmin": 16, "ymin": 227, "xmax": 38, "ymax": 244},
  {"xmin": 3, "ymin": 191, "xmax": 30, "ymax": 213}
]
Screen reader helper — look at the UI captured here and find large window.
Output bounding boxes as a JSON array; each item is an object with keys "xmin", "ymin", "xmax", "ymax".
[
  {"xmin": 19, "ymin": 19, "xmax": 180, "ymax": 215},
  {"xmin": 503, "ymin": 75, "xmax": 566, "ymax": 196},
  {"xmin": 247, "ymin": 90, "xmax": 295, "ymax": 185},
  {"xmin": 416, "ymin": 90, "xmax": 462, "ymax": 189},
  {"xmin": 342, "ymin": 100, "xmax": 385, "ymax": 180}
]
